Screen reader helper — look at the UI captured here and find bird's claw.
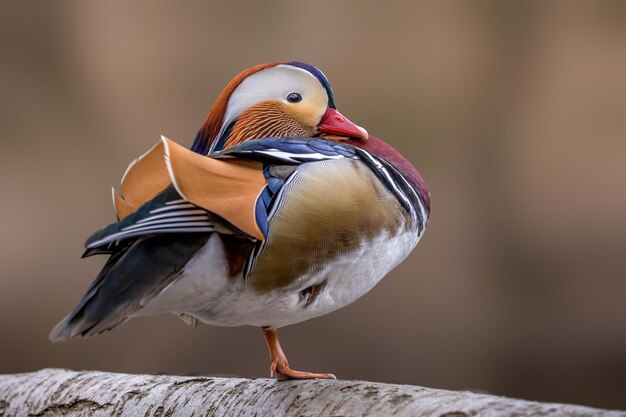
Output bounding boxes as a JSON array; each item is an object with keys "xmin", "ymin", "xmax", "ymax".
[{"xmin": 270, "ymin": 360, "xmax": 336, "ymax": 381}]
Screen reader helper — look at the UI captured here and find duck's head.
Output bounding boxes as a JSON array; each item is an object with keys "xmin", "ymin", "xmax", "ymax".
[{"xmin": 192, "ymin": 62, "xmax": 368, "ymax": 154}]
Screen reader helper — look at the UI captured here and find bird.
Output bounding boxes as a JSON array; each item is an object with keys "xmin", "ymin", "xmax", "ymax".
[{"xmin": 50, "ymin": 62, "xmax": 430, "ymax": 380}]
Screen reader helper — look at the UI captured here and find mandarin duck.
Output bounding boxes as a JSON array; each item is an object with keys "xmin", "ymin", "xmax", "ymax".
[{"xmin": 50, "ymin": 62, "xmax": 430, "ymax": 380}]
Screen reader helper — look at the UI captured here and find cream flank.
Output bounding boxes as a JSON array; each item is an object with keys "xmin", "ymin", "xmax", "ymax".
[{"xmin": 139, "ymin": 228, "xmax": 419, "ymax": 329}]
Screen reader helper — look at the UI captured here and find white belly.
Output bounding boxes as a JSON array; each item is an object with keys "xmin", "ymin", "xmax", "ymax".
[{"xmin": 140, "ymin": 230, "xmax": 420, "ymax": 328}]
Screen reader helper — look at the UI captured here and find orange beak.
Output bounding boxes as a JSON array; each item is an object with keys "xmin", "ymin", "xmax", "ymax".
[{"xmin": 317, "ymin": 107, "xmax": 368, "ymax": 140}]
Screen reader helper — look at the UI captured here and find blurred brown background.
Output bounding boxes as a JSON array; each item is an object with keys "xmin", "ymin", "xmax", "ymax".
[{"xmin": 1, "ymin": 0, "xmax": 625, "ymax": 410}]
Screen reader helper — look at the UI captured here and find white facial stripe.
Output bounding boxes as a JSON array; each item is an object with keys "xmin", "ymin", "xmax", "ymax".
[{"xmin": 211, "ymin": 65, "xmax": 329, "ymax": 152}]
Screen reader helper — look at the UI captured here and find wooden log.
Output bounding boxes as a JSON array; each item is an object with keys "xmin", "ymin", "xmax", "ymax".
[{"xmin": 0, "ymin": 369, "xmax": 624, "ymax": 417}]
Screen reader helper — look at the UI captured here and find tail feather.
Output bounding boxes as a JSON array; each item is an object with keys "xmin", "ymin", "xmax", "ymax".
[
  {"xmin": 49, "ymin": 234, "xmax": 209, "ymax": 342},
  {"xmin": 49, "ymin": 314, "xmax": 77, "ymax": 342}
]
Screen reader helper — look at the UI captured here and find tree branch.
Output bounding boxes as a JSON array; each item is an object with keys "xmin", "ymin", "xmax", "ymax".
[{"xmin": 0, "ymin": 369, "xmax": 623, "ymax": 417}]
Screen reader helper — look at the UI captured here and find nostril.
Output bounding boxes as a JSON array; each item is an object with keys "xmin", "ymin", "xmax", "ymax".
[{"xmin": 335, "ymin": 116, "xmax": 343, "ymax": 122}]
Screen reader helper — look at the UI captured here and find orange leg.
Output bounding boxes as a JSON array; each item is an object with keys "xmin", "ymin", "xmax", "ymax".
[{"xmin": 262, "ymin": 327, "xmax": 336, "ymax": 381}]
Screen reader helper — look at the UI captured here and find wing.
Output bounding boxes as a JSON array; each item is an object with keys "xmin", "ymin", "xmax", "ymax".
[
  {"xmin": 52, "ymin": 136, "xmax": 362, "ymax": 340},
  {"xmin": 85, "ymin": 137, "xmax": 360, "ymax": 254},
  {"xmin": 84, "ymin": 187, "xmax": 215, "ymax": 256},
  {"xmin": 112, "ymin": 136, "xmax": 268, "ymax": 239}
]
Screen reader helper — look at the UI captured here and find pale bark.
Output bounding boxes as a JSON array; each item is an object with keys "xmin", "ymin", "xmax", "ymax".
[{"xmin": 0, "ymin": 369, "xmax": 623, "ymax": 417}]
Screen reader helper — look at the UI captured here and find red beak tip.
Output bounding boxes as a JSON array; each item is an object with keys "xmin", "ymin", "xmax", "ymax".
[{"xmin": 318, "ymin": 107, "xmax": 368, "ymax": 141}]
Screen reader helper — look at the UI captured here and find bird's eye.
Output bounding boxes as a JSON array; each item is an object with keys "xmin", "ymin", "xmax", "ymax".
[{"xmin": 287, "ymin": 93, "xmax": 302, "ymax": 103}]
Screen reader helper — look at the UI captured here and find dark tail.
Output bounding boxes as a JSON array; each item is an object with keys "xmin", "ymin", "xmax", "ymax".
[{"xmin": 50, "ymin": 234, "xmax": 209, "ymax": 341}]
